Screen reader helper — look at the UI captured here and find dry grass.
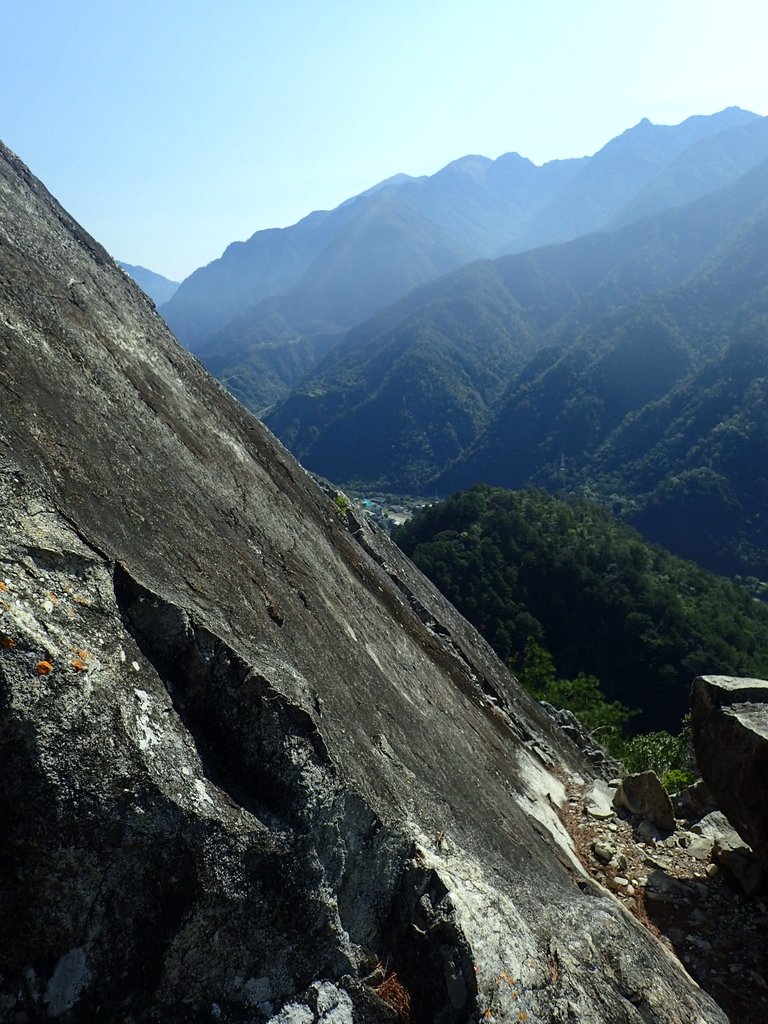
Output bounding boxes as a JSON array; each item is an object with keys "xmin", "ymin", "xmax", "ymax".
[{"xmin": 374, "ymin": 970, "xmax": 413, "ymax": 1023}]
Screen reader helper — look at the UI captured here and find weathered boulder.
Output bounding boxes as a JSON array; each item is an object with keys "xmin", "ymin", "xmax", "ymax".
[
  {"xmin": 613, "ymin": 772, "xmax": 676, "ymax": 832},
  {"xmin": 0, "ymin": 141, "xmax": 726, "ymax": 1022},
  {"xmin": 585, "ymin": 778, "xmax": 618, "ymax": 820},
  {"xmin": 690, "ymin": 812, "xmax": 764, "ymax": 895},
  {"xmin": 672, "ymin": 778, "xmax": 717, "ymax": 822},
  {"xmin": 691, "ymin": 675, "xmax": 768, "ymax": 870}
]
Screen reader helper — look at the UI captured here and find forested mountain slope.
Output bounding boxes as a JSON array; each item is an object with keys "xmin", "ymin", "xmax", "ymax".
[
  {"xmin": 395, "ymin": 486, "xmax": 768, "ymax": 732},
  {"xmin": 440, "ymin": 209, "xmax": 768, "ymax": 577},
  {"xmin": 267, "ymin": 157, "xmax": 768, "ymax": 514},
  {"xmin": 503, "ymin": 107, "xmax": 762, "ymax": 251}
]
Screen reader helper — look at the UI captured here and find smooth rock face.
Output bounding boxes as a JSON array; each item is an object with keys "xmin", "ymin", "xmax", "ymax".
[
  {"xmin": 613, "ymin": 772, "xmax": 676, "ymax": 832},
  {"xmin": 691, "ymin": 675, "xmax": 768, "ymax": 869},
  {"xmin": 0, "ymin": 141, "xmax": 727, "ymax": 1022}
]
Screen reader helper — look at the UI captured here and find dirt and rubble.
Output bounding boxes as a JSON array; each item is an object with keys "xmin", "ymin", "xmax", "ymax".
[{"xmin": 563, "ymin": 775, "xmax": 768, "ymax": 1024}]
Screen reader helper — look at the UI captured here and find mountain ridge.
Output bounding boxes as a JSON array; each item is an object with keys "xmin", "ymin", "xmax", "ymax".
[
  {"xmin": 265, "ymin": 153, "xmax": 768, "ymax": 511},
  {"xmin": 118, "ymin": 260, "xmax": 179, "ymax": 304},
  {"xmin": 162, "ymin": 108, "xmax": 768, "ymax": 411}
]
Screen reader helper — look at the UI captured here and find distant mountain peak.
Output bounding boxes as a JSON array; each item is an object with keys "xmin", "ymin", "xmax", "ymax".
[
  {"xmin": 163, "ymin": 106, "xmax": 768, "ymax": 410},
  {"xmin": 118, "ymin": 261, "xmax": 179, "ymax": 305}
]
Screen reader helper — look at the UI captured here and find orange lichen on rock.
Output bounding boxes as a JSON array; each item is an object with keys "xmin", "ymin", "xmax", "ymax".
[
  {"xmin": 72, "ymin": 658, "xmax": 87, "ymax": 672},
  {"xmin": 2, "ymin": 635, "xmax": 14, "ymax": 649},
  {"xmin": 0, "ymin": 581, "xmax": 7, "ymax": 591},
  {"xmin": 36, "ymin": 660, "xmax": 53, "ymax": 675}
]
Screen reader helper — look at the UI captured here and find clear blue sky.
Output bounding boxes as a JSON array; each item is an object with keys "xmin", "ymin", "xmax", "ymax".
[{"xmin": 2, "ymin": 0, "xmax": 766, "ymax": 281}]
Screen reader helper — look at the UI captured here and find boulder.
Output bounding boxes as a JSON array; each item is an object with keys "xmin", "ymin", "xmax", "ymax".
[
  {"xmin": 584, "ymin": 779, "xmax": 617, "ymax": 820},
  {"xmin": 690, "ymin": 812, "xmax": 763, "ymax": 893},
  {"xmin": 691, "ymin": 675, "xmax": 768, "ymax": 870},
  {"xmin": 713, "ymin": 840, "xmax": 764, "ymax": 897},
  {"xmin": 613, "ymin": 771, "xmax": 676, "ymax": 832},
  {"xmin": 692, "ymin": 810, "xmax": 742, "ymax": 841},
  {"xmin": 684, "ymin": 834, "xmax": 715, "ymax": 863},
  {"xmin": 672, "ymin": 778, "xmax": 717, "ymax": 822}
]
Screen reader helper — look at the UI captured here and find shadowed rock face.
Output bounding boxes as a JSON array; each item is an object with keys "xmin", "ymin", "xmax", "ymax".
[
  {"xmin": 0, "ymin": 141, "xmax": 725, "ymax": 1022},
  {"xmin": 691, "ymin": 675, "xmax": 768, "ymax": 870}
]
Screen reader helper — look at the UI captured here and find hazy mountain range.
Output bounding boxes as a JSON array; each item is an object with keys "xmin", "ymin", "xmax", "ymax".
[
  {"xmin": 147, "ymin": 107, "xmax": 768, "ymax": 579},
  {"xmin": 160, "ymin": 107, "xmax": 768, "ymax": 411},
  {"xmin": 118, "ymin": 261, "xmax": 179, "ymax": 305}
]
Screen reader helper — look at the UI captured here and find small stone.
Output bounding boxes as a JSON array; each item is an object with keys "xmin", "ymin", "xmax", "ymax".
[
  {"xmin": 592, "ymin": 840, "xmax": 614, "ymax": 865},
  {"xmin": 705, "ymin": 863, "xmax": 719, "ymax": 878},
  {"xmin": 686, "ymin": 835, "xmax": 715, "ymax": 862},
  {"xmin": 613, "ymin": 876, "xmax": 629, "ymax": 887},
  {"xmin": 750, "ymin": 971, "xmax": 767, "ymax": 989},
  {"xmin": 643, "ymin": 854, "xmax": 666, "ymax": 870}
]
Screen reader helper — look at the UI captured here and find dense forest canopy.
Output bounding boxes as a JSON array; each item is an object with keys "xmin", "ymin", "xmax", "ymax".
[{"xmin": 395, "ymin": 485, "xmax": 768, "ymax": 734}]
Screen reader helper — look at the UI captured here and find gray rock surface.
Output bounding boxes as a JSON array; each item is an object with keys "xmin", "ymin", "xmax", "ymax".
[
  {"xmin": 0, "ymin": 141, "xmax": 726, "ymax": 1022},
  {"xmin": 691, "ymin": 675, "xmax": 768, "ymax": 870}
]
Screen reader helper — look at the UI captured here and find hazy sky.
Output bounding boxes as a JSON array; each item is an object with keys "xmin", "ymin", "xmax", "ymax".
[{"xmin": 2, "ymin": 0, "xmax": 767, "ymax": 281}]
